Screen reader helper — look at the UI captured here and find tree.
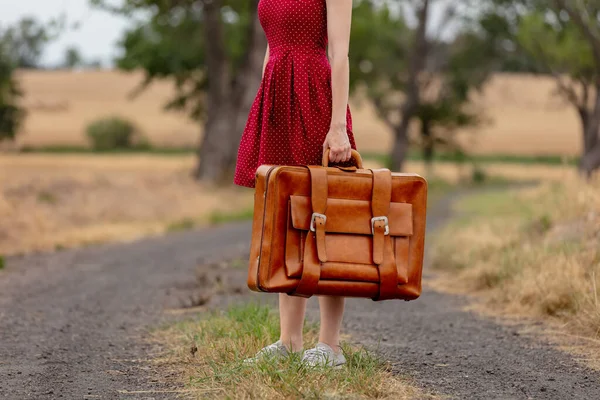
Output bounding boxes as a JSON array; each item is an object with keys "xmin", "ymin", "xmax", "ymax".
[
  {"xmin": 482, "ymin": 0, "xmax": 600, "ymax": 176},
  {"xmin": 92, "ymin": 0, "xmax": 266, "ymax": 183},
  {"xmin": 350, "ymin": 0, "xmax": 495, "ymax": 171},
  {"xmin": 0, "ymin": 17, "xmax": 60, "ymax": 69},
  {"xmin": 63, "ymin": 46, "xmax": 83, "ymax": 69},
  {"xmin": 0, "ymin": 41, "xmax": 25, "ymax": 142}
]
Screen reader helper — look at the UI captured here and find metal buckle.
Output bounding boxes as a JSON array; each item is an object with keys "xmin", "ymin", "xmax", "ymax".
[
  {"xmin": 371, "ymin": 216, "xmax": 390, "ymax": 235},
  {"xmin": 310, "ymin": 212, "xmax": 327, "ymax": 232}
]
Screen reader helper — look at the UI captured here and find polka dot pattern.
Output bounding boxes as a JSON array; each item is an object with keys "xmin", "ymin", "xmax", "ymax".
[{"xmin": 233, "ymin": 0, "xmax": 357, "ymax": 188}]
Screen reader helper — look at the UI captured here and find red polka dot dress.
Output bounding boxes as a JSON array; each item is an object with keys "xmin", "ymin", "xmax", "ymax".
[{"xmin": 233, "ymin": 0, "xmax": 357, "ymax": 188}]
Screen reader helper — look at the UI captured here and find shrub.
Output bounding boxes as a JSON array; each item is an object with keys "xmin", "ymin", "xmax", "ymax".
[
  {"xmin": 85, "ymin": 116, "xmax": 148, "ymax": 151},
  {"xmin": 0, "ymin": 55, "xmax": 25, "ymax": 142}
]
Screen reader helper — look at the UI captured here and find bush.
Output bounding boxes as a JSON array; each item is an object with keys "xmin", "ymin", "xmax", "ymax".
[
  {"xmin": 0, "ymin": 56, "xmax": 25, "ymax": 142},
  {"xmin": 85, "ymin": 116, "xmax": 148, "ymax": 151}
]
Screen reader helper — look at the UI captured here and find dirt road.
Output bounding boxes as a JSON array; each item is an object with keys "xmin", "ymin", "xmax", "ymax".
[{"xmin": 1, "ymin": 195, "xmax": 599, "ymax": 399}]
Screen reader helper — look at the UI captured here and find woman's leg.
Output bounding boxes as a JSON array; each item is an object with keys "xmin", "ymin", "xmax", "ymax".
[
  {"xmin": 317, "ymin": 296, "xmax": 345, "ymax": 352},
  {"xmin": 278, "ymin": 293, "xmax": 308, "ymax": 352}
]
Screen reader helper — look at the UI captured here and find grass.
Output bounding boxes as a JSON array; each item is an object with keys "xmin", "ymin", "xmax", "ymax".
[
  {"xmin": 152, "ymin": 303, "xmax": 428, "ymax": 399},
  {"xmin": 0, "ymin": 151, "xmax": 575, "ymax": 256},
  {"xmin": 430, "ymin": 177, "xmax": 600, "ymax": 338},
  {"xmin": 0, "ymin": 154, "xmax": 254, "ymax": 256},
  {"xmin": 361, "ymin": 151, "xmax": 579, "ymax": 167},
  {"xmin": 18, "ymin": 145, "xmax": 578, "ymax": 166},
  {"xmin": 208, "ymin": 207, "xmax": 254, "ymax": 225},
  {"xmin": 19, "ymin": 144, "xmax": 196, "ymax": 155},
  {"xmin": 166, "ymin": 218, "xmax": 197, "ymax": 232},
  {"xmin": 0, "ymin": 256, "xmax": 4, "ymax": 270},
  {"xmin": 37, "ymin": 191, "xmax": 57, "ymax": 204}
]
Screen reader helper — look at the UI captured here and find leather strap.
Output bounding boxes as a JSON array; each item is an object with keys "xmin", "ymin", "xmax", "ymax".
[
  {"xmin": 308, "ymin": 166, "xmax": 328, "ymax": 263},
  {"xmin": 290, "ymin": 166, "xmax": 328, "ymax": 297},
  {"xmin": 369, "ymin": 168, "xmax": 397, "ymax": 301},
  {"xmin": 291, "ymin": 233, "xmax": 321, "ymax": 297},
  {"xmin": 370, "ymin": 169, "xmax": 391, "ymax": 265}
]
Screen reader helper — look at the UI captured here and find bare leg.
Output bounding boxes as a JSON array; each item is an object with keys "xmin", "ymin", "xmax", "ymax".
[
  {"xmin": 278, "ymin": 293, "xmax": 307, "ymax": 352},
  {"xmin": 317, "ymin": 295, "xmax": 345, "ymax": 353}
]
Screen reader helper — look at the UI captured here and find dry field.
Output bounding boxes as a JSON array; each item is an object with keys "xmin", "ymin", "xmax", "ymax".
[
  {"xmin": 0, "ymin": 151, "xmax": 578, "ymax": 257},
  {"xmin": 0, "ymin": 154, "xmax": 255, "ymax": 256},
  {"xmin": 431, "ymin": 177, "xmax": 600, "ymax": 340},
  {"xmin": 13, "ymin": 69, "xmax": 582, "ymax": 156}
]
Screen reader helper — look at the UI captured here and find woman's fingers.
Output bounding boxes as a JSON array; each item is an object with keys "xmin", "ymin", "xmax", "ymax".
[{"xmin": 329, "ymin": 146, "xmax": 351, "ymax": 163}]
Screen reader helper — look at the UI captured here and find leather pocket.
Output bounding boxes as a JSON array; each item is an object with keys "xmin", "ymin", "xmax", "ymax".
[
  {"xmin": 285, "ymin": 200, "xmax": 304, "ymax": 278},
  {"xmin": 285, "ymin": 196, "xmax": 412, "ymax": 284}
]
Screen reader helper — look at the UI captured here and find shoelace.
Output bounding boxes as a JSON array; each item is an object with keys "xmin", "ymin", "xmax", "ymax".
[
  {"xmin": 257, "ymin": 342, "xmax": 285, "ymax": 356},
  {"xmin": 303, "ymin": 347, "xmax": 331, "ymax": 364}
]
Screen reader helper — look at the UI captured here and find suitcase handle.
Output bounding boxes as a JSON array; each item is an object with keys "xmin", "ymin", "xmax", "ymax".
[{"xmin": 322, "ymin": 149, "xmax": 363, "ymax": 169}]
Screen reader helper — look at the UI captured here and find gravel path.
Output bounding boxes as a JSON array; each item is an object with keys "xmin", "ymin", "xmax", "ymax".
[{"xmin": 1, "ymin": 193, "xmax": 599, "ymax": 399}]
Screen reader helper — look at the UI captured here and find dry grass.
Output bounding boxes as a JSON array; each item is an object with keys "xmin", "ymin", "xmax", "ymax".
[
  {"xmin": 1, "ymin": 151, "xmax": 578, "ymax": 256},
  {"xmin": 430, "ymin": 177, "xmax": 600, "ymax": 338},
  {"xmin": 151, "ymin": 303, "xmax": 431, "ymax": 400},
  {"xmin": 12, "ymin": 70, "xmax": 582, "ymax": 156},
  {"xmin": 0, "ymin": 154, "xmax": 254, "ymax": 255}
]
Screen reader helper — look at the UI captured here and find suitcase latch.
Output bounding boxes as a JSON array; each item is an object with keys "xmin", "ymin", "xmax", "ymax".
[
  {"xmin": 371, "ymin": 216, "xmax": 390, "ymax": 235},
  {"xmin": 310, "ymin": 212, "xmax": 327, "ymax": 232}
]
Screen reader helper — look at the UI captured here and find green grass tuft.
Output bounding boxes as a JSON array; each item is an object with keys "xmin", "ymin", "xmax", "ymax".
[
  {"xmin": 37, "ymin": 191, "xmax": 57, "ymax": 204},
  {"xmin": 208, "ymin": 207, "xmax": 254, "ymax": 225},
  {"xmin": 155, "ymin": 303, "xmax": 426, "ymax": 399},
  {"xmin": 166, "ymin": 218, "xmax": 197, "ymax": 232}
]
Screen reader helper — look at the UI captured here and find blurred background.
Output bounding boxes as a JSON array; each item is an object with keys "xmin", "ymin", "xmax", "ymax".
[{"xmin": 0, "ymin": 0, "xmax": 598, "ymax": 259}]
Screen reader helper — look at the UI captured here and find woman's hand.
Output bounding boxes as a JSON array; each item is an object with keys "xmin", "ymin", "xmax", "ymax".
[{"xmin": 323, "ymin": 122, "xmax": 352, "ymax": 163}]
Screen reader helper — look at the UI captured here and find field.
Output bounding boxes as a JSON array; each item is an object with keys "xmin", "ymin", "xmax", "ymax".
[
  {"xmin": 0, "ymin": 154, "xmax": 255, "ymax": 256},
  {"xmin": 0, "ymin": 69, "xmax": 586, "ymax": 256},
  {"xmin": 11, "ymin": 69, "xmax": 582, "ymax": 156},
  {"xmin": 0, "ymin": 151, "xmax": 578, "ymax": 257},
  {"xmin": 431, "ymin": 177, "xmax": 600, "ymax": 341}
]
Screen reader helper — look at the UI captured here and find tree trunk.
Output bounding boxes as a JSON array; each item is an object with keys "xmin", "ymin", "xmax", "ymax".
[
  {"xmin": 581, "ymin": 143, "xmax": 600, "ymax": 177},
  {"xmin": 421, "ymin": 117, "xmax": 434, "ymax": 176},
  {"xmin": 194, "ymin": 0, "xmax": 265, "ymax": 184},
  {"xmin": 580, "ymin": 87, "xmax": 600, "ymax": 177},
  {"xmin": 390, "ymin": 0, "xmax": 429, "ymax": 171},
  {"xmin": 421, "ymin": 118, "xmax": 433, "ymax": 164},
  {"xmin": 195, "ymin": 0, "xmax": 233, "ymax": 182},
  {"xmin": 391, "ymin": 118, "xmax": 411, "ymax": 171}
]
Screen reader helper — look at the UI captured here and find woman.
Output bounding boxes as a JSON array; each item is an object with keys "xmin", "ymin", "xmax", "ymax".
[{"xmin": 234, "ymin": 0, "xmax": 356, "ymax": 368}]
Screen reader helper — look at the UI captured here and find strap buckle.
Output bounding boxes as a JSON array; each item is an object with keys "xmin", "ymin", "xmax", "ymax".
[
  {"xmin": 371, "ymin": 216, "xmax": 390, "ymax": 235},
  {"xmin": 310, "ymin": 212, "xmax": 327, "ymax": 232}
]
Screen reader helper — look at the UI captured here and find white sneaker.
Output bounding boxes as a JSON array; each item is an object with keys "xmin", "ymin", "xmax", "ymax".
[
  {"xmin": 302, "ymin": 342, "xmax": 346, "ymax": 368},
  {"xmin": 243, "ymin": 340, "xmax": 297, "ymax": 364}
]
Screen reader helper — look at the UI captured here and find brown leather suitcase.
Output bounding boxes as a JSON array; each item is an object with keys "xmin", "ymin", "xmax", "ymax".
[{"xmin": 247, "ymin": 150, "xmax": 427, "ymax": 301}]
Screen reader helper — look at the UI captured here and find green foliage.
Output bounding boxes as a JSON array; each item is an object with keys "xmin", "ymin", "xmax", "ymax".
[
  {"xmin": 0, "ymin": 43, "xmax": 24, "ymax": 142},
  {"xmin": 471, "ymin": 166, "xmax": 488, "ymax": 184},
  {"xmin": 0, "ymin": 255, "xmax": 4, "ymax": 270},
  {"xmin": 85, "ymin": 116, "xmax": 147, "ymax": 151},
  {"xmin": 0, "ymin": 16, "xmax": 62, "ymax": 141},
  {"xmin": 0, "ymin": 16, "xmax": 62, "ymax": 69},
  {"xmin": 516, "ymin": 10, "xmax": 595, "ymax": 79},
  {"xmin": 349, "ymin": 1, "xmax": 409, "ymax": 96},
  {"xmin": 63, "ymin": 46, "xmax": 83, "ymax": 69},
  {"xmin": 92, "ymin": 0, "xmax": 256, "ymax": 121}
]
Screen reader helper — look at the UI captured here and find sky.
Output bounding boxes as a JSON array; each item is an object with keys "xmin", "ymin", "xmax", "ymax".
[
  {"xmin": 0, "ymin": 0, "xmax": 454, "ymax": 68},
  {"xmin": 0, "ymin": 0, "xmax": 129, "ymax": 67}
]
